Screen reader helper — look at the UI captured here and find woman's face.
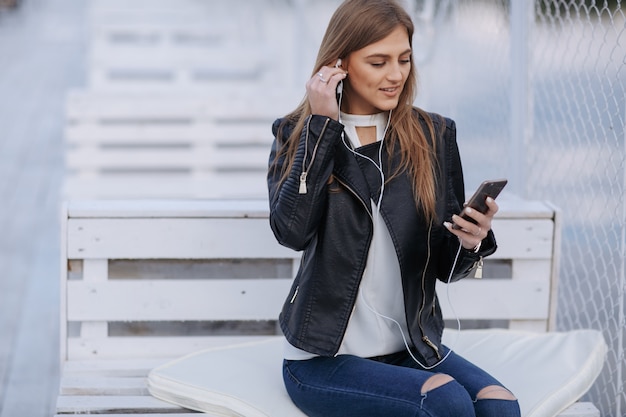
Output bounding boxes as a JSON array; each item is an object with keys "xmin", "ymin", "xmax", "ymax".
[{"xmin": 342, "ymin": 25, "xmax": 412, "ymax": 115}]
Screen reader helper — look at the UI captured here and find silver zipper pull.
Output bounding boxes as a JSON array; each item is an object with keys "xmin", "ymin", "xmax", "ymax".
[
  {"xmin": 474, "ymin": 257, "xmax": 483, "ymax": 279},
  {"xmin": 422, "ymin": 336, "xmax": 442, "ymax": 360},
  {"xmin": 299, "ymin": 172, "xmax": 307, "ymax": 194}
]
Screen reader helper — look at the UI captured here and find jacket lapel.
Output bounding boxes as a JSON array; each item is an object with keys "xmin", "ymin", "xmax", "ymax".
[{"xmin": 333, "ymin": 140, "xmax": 372, "ymax": 212}]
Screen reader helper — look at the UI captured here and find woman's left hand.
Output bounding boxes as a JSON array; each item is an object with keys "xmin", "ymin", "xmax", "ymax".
[{"xmin": 444, "ymin": 197, "xmax": 499, "ymax": 251}]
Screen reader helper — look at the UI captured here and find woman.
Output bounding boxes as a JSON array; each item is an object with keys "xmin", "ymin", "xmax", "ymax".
[{"xmin": 267, "ymin": 1, "xmax": 521, "ymax": 416}]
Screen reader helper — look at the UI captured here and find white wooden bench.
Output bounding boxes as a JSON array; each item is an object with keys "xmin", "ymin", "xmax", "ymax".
[
  {"xmin": 62, "ymin": 91, "xmax": 297, "ymax": 200},
  {"xmin": 54, "ymin": 196, "xmax": 602, "ymax": 416}
]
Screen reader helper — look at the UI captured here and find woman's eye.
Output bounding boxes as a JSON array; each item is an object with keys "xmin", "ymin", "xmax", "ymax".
[{"xmin": 371, "ymin": 62, "xmax": 385, "ymax": 67}]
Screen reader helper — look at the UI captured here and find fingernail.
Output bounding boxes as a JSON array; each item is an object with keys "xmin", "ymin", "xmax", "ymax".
[
  {"xmin": 465, "ymin": 207, "xmax": 472, "ymax": 213},
  {"xmin": 443, "ymin": 222, "xmax": 452, "ymax": 229},
  {"xmin": 486, "ymin": 197, "xmax": 493, "ymax": 202}
]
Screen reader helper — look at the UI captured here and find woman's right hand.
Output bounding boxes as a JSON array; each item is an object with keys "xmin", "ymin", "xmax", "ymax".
[{"xmin": 306, "ymin": 64, "xmax": 347, "ymax": 120}]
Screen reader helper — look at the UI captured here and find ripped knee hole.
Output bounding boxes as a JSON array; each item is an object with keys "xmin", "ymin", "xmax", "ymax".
[
  {"xmin": 476, "ymin": 385, "xmax": 517, "ymax": 401},
  {"xmin": 421, "ymin": 373, "xmax": 455, "ymax": 394}
]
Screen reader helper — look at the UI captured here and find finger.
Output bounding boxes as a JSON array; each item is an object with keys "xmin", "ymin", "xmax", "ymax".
[
  {"xmin": 485, "ymin": 197, "xmax": 499, "ymax": 215},
  {"xmin": 452, "ymin": 214, "xmax": 477, "ymax": 233},
  {"xmin": 316, "ymin": 67, "xmax": 347, "ymax": 82},
  {"xmin": 462, "ymin": 206, "xmax": 494, "ymax": 226},
  {"xmin": 452, "ymin": 213, "xmax": 487, "ymax": 236},
  {"xmin": 444, "ymin": 221, "xmax": 482, "ymax": 249},
  {"xmin": 316, "ymin": 72, "xmax": 329, "ymax": 84},
  {"xmin": 327, "ymin": 71, "xmax": 347, "ymax": 90}
]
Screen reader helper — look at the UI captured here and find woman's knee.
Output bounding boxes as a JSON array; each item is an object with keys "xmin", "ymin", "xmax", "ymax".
[
  {"xmin": 474, "ymin": 385, "xmax": 521, "ymax": 417},
  {"xmin": 421, "ymin": 373, "xmax": 455, "ymax": 394},
  {"xmin": 419, "ymin": 374, "xmax": 475, "ymax": 416},
  {"xmin": 476, "ymin": 385, "xmax": 517, "ymax": 401}
]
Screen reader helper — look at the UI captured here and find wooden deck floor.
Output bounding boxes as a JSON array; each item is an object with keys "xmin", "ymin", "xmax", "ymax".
[{"xmin": 0, "ymin": 0, "xmax": 86, "ymax": 414}]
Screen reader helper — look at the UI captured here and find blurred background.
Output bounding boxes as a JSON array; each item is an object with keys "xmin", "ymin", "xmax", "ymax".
[{"xmin": 0, "ymin": 0, "xmax": 623, "ymax": 415}]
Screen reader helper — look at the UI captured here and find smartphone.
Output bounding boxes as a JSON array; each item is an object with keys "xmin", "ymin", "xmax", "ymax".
[{"xmin": 452, "ymin": 179, "xmax": 508, "ymax": 229}]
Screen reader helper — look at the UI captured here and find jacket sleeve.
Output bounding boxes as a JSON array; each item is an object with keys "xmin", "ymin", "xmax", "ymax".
[
  {"xmin": 436, "ymin": 118, "xmax": 497, "ymax": 283},
  {"xmin": 267, "ymin": 115, "xmax": 344, "ymax": 251}
]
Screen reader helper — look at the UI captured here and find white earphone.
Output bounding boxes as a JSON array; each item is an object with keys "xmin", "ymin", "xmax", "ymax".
[{"xmin": 335, "ymin": 59, "xmax": 344, "ymax": 96}]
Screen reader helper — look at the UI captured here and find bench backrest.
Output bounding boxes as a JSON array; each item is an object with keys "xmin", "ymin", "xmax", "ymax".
[
  {"xmin": 60, "ymin": 196, "xmax": 560, "ymax": 362},
  {"xmin": 63, "ymin": 91, "xmax": 297, "ymax": 199}
]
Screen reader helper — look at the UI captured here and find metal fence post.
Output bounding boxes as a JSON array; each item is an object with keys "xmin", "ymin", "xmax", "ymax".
[{"xmin": 510, "ymin": 0, "xmax": 534, "ymax": 197}]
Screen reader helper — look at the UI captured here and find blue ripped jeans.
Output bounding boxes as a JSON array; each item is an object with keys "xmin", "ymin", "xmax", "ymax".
[{"xmin": 283, "ymin": 346, "xmax": 521, "ymax": 417}]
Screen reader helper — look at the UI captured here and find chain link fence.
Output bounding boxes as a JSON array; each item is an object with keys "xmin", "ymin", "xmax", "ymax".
[
  {"xmin": 407, "ymin": 0, "xmax": 625, "ymax": 415},
  {"xmin": 532, "ymin": 2, "xmax": 625, "ymax": 415}
]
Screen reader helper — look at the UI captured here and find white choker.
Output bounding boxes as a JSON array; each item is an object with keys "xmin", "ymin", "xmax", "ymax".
[{"xmin": 340, "ymin": 112, "xmax": 389, "ymax": 147}]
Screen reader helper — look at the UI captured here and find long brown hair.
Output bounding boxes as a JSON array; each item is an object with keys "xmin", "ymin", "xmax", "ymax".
[{"xmin": 274, "ymin": 0, "xmax": 439, "ymax": 222}]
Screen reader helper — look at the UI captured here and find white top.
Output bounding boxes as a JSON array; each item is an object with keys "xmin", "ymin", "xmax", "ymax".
[{"xmin": 284, "ymin": 112, "xmax": 409, "ymax": 360}]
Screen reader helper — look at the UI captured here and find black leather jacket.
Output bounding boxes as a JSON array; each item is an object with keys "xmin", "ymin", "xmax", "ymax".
[{"xmin": 267, "ymin": 110, "xmax": 497, "ymax": 366}]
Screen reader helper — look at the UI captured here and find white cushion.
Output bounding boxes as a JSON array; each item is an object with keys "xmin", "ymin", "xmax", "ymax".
[
  {"xmin": 148, "ymin": 338, "xmax": 305, "ymax": 417},
  {"xmin": 148, "ymin": 329, "xmax": 606, "ymax": 417},
  {"xmin": 442, "ymin": 329, "xmax": 607, "ymax": 417}
]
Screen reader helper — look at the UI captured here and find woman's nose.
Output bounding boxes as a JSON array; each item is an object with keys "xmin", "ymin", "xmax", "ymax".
[{"xmin": 386, "ymin": 64, "xmax": 403, "ymax": 82}]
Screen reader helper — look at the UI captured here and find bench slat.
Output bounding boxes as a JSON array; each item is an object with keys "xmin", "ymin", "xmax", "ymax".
[
  {"xmin": 438, "ymin": 272, "xmax": 550, "ymax": 321},
  {"xmin": 61, "ymin": 376, "xmax": 148, "ymax": 396},
  {"xmin": 67, "ymin": 279, "xmax": 290, "ymax": 321},
  {"xmin": 66, "ymin": 92, "xmax": 294, "ymax": 120},
  {"xmin": 65, "ymin": 199, "xmax": 272, "ymax": 219},
  {"xmin": 67, "ymin": 218, "xmax": 295, "ymax": 259},
  {"xmin": 66, "ymin": 147, "xmax": 268, "ymax": 171},
  {"xmin": 558, "ymin": 402, "xmax": 601, "ymax": 417},
  {"xmin": 62, "ymin": 175, "xmax": 268, "ymax": 199},
  {"xmin": 64, "ymin": 198, "xmax": 552, "ymax": 219},
  {"xmin": 63, "ymin": 358, "xmax": 168, "ymax": 376},
  {"xmin": 68, "ymin": 336, "xmax": 277, "ymax": 360},
  {"xmin": 55, "ymin": 415, "xmax": 199, "ymax": 417},
  {"xmin": 66, "ymin": 217, "xmax": 554, "ymax": 260},
  {"xmin": 56, "ymin": 395, "xmax": 184, "ymax": 414},
  {"xmin": 66, "ymin": 124, "xmax": 273, "ymax": 145}
]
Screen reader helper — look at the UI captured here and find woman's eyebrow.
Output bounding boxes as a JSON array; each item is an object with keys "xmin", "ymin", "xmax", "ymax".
[{"xmin": 366, "ymin": 49, "xmax": 412, "ymax": 59}]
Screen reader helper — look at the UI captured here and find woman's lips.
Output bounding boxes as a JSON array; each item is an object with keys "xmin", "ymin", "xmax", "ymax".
[{"xmin": 380, "ymin": 86, "xmax": 400, "ymax": 97}]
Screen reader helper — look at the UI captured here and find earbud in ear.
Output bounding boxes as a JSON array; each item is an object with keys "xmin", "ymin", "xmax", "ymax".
[{"xmin": 335, "ymin": 58, "xmax": 342, "ymax": 68}]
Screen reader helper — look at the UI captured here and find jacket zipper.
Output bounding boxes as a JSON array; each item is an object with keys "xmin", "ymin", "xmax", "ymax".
[
  {"xmin": 416, "ymin": 222, "xmax": 442, "ymax": 360},
  {"xmin": 335, "ymin": 177, "xmax": 374, "ymax": 222},
  {"xmin": 422, "ymin": 335, "xmax": 441, "ymax": 359},
  {"xmin": 299, "ymin": 117, "xmax": 330, "ymax": 195}
]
